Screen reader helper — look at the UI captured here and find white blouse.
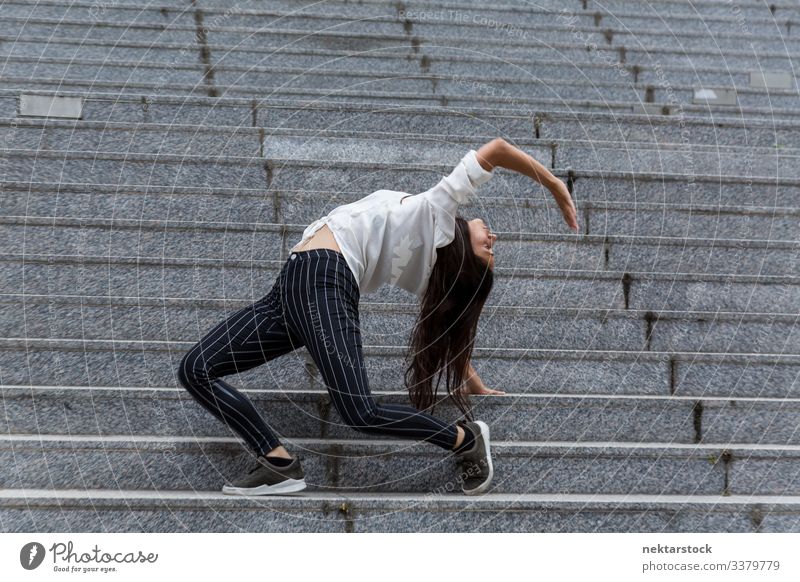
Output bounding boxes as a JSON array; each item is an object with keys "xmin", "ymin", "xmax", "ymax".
[{"xmin": 290, "ymin": 149, "xmax": 495, "ymax": 298}]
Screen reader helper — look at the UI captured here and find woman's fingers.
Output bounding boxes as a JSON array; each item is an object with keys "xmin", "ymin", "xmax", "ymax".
[
  {"xmin": 551, "ymin": 182, "xmax": 579, "ymax": 232},
  {"xmin": 477, "ymin": 386, "xmax": 506, "ymax": 395}
]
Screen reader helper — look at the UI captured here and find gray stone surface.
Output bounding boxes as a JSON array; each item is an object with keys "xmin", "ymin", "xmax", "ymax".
[
  {"xmin": 649, "ymin": 317, "xmax": 800, "ymax": 354},
  {"xmin": 0, "ymin": 337, "xmax": 640, "ymax": 393},
  {"xmin": 0, "ymin": 3, "xmax": 195, "ymax": 25},
  {"xmin": 676, "ymin": 361, "xmax": 800, "ymax": 398},
  {"xmin": 629, "ymin": 276, "xmax": 800, "ymax": 314},
  {"xmin": 591, "ymin": 205, "xmax": 800, "ymax": 240},
  {"xmin": 7, "ymin": 122, "xmax": 261, "ymax": 157},
  {"xmin": 570, "ymin": 173, "xmax": 800, "ymax": 207},
  {"xmin": 261, "ymin": 134, "xmax": 552, "ymax": 166},
  {"xmin": 702, "ymin": 399, "xmax": 800, "ymax": 448},
  {"xmin": 2, "ymin": 283, "xmax": 796, "ymax": 353},
  {"xmin": 3, "ymin": 150, "xmax": 267, "ymax": 188},
  {"xmin": 731, "ymin": 454, "xmax": 800, "ymax": 495},
  {"xmin": 557, "ymin": 142, "xmax": 796, "ymax": 178},
  {"xmin": 0, "ymin": 436, "xmax": 737, "ymax": 495},
  {"xmin": 2, "ymin": 338, "xmax": 798, "ymax": 397},
  {"xmin": 2, "ymin": 59, "xmax": 205, "ymax": 85},
  {"xmin": 1, "ymin": 489, "xmax": 784, "ymax": 532},
  {"xmin": 0, "ymin": 385, "xmax": 705, "ymax": 443}
]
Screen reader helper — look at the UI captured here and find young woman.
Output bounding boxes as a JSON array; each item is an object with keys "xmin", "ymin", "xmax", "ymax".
[{"xmin": 177, "ymin": 138, "xmax": 579, "ymax": 497}]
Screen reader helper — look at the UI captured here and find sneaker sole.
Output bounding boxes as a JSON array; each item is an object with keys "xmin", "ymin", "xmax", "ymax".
[
  {"xmin": 463, "ymin": 420, "xmax": 493, "ymax": 496},
  {"xmin": 221, "ymin": 478, "xmax": 307, "ymax": 496}
]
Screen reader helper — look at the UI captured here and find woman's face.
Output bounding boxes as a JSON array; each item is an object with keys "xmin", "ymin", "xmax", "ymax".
[{"xmin": 468, "ymin": 218, "xmax": 497, "ymax": 270}]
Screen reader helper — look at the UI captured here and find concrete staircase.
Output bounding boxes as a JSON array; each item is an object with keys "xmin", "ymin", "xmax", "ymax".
[{"xmin": 1, "ymin": 0, "xmax": 799, "ymax": 532}]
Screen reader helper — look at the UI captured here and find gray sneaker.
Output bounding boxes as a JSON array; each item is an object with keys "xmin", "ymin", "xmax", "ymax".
[
  {"xmin": 222, "ymin": 456, "xmax": 307, "ymax": 496},
  {"xmin": 454, "ymin": 420, "xmax": 494, "ymax": 496}
]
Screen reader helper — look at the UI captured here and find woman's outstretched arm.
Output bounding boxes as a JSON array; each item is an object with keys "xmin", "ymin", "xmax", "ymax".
[{"xmin": 475, "ymin": 138, "xmax": 579, "ymax": 232}]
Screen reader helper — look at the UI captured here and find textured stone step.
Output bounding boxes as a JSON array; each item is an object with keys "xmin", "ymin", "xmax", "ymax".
[
  {"xmin": 258, "ymin": 130, "xmax": 800, "ymax": 178},
  {"xmin": 595, "ymin": 0, "xmax": 798, "ymax": 18},
  {"xmin": 5, "ymin": 34, "xmax": 799, "ymax": 74},
  {"xmin": 2, "ymin": 149, "xmax": 268, "ymax": 189},
  {"xmin": 65, "ymin": 0, "xmax": 800, "ymax": 21},
  {"xmin": 2, "ymin": 211, "xmax": 798, "ymax": 290},
  {"xmin": 5, "ymin": 116, "xmax": 797, "ymax": 178},
  {"xmin": 10, "ymin": 97, "xmax": 800, "ymax": 154},
  {"xmin": 2, "ymin": 243, "xmax": 798, "ymax": 312},
  {"xmin": 4, "ymin": 385, "xmax": 800, "ymax": 446},
  {"xmin": 2, "ymin": 176, "xmax": 798, "ymax": 242},
  {"xmin": 6, "ymin": 146, "xmax": 800, "ymax": 209},
  {"xmin": 3, "ymin": 0, "xmax": 795, "ymax": 35},
  {"xmin": 4, "ymin": 433, "xmax": 797, "ymax": 497},
  {"xmin": 2, "ymin": 40, "xmax": 796, "ymax": 93},
  {"xmin": 0, "ymin": 338, "xmax": 797, "ymax": 398},
  {"xmin": 10, "ymin": 129, "xmax": 798, "ymax": 192},
  {"xmin": 2, "ymin": 118, "xmax": 262, "ymax": 157},
  {"xmin": 3, "ymin": 81, "xmax": 797, "ymax": 125},
  {"xmin": 3, "ymin": 3, "xmax": 797, "ymax": 51},
  {"xmin": 4, "ymin": 54, "xmax": 797, "ymax": 110},
  {"xmin": 1, "ymin": 488, "xmax": 792, "ymax": 532},
  {"xmin": 1, "ymin": 258, "xmax": 797, "ymax": 353}
]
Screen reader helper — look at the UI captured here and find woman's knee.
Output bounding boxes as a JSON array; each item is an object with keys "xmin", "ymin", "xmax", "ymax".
[{"xmin": 177, "ymin": 349, "xmax": 207, "ymax": 392}]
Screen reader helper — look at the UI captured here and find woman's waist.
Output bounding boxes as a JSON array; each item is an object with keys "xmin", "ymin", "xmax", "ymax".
[{"xmin": 292, "ymin": 223, "xmax": 341, "ymax": 253}]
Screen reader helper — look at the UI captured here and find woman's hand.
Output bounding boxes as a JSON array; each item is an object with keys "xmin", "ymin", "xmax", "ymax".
[
  {"xmin": 458, "ymin": 362, "xmax": 506, "ymax": 395},
  {"xmin": 479, "ymin": 138, "xmax": 579, "ymax": 233},
  {"xmin": 549, "ymin": 178, "xmax": 579, "ymax": 232},
  {"xmin": 460, "ymin": 383, "xmax": 506, "ymax": 395}
]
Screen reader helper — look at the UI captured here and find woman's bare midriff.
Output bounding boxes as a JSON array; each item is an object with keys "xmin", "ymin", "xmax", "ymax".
[{"xmin": 291, "ymin": 223, "xmax": 341, "ymax": 253}]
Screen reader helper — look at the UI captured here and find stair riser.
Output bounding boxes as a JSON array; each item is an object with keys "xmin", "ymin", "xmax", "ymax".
[
  {"xmin": 5, "ymin": 388, "xmax": 800, "ymax": 444},
  {"xmin": 6, "ymin": 40, "xmax": 799, "ymax": 73},
  {"xmin": 1, "ymin": 299, "xmax": 797, "ymax": 354},
  {"xmin": 1, "ymin": 345, "xmax": 797, "ymax": 398},
  {"xmin": 0, "ymin": 498, "xmax": 769, "ymax": 533},
  {"xmin": 0, "ymin": 390, "xmax": 702, "ymax": 443},
  {"xmin": 5, "ymin": 221, "xmax": 797, "ymax": 278},
  {"xmin": 3, "ymin": 10, "xmax": 798, "ymax": 51},
  {"xmin": 1, "ymin": 442, "xmax": 735, "ymax": 495},
  {"xmin": 4, "ymin": 186, "xmax": 799, "ymax": 241},
  {"xmin": 2, "ymin": 258, "xmax": 797, "ymax": 313}
]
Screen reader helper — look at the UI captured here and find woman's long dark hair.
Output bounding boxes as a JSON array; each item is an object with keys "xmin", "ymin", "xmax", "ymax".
[{"xmin": 403, "ymin": 216, "xmax": 494, "ymax": 422}]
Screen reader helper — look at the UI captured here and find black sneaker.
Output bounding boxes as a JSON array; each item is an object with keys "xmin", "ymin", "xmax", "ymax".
[
  {"xmin": 222, "ymin": 456, "xmax": 307, "ymax": 496},
  {"xmin": 454, "ymin": 420, "xmax": 494, "ymax": 496}
]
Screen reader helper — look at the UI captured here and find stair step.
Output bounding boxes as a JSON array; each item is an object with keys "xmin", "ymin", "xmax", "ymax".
[
  {"xmin": 3, "ymin": 54, "xmax": 798, "ymax": 110},
  {"xmin": 1, "ymin": 284, "xmax": 798, "ymax": 353},
  {"xmin": 3, "ymin": 5, "xmax": 799, "ymax": 52},
  {"xmin": 0, "ymin": 340, "xmax": 797, "ymax": 398},
  {"xmin": 1, "ymin": 487, "xmax": 791, "ymax": 532},
  {"xmin": 9, "ymin": 105, "xmax": 800, "ymax": 151},
  {"xmin": 3, "ymin": 180, "xmax": 798, "ymax": 241},
  {"xmin": 4, "ymin": 433, "xmax": 798, "ymax": 496},
  {"xmin": 3, "ymin": 211, "xmax": 798, "ymax": 277},
  {"xmin": 1, "ymin": 247, "xmax": 798, "ymax": 313},
  {"xmin": 3, "ymin": 385, "xmax": 800, "ymax": 445},
  {"xmin": 4, "ymin": 33, "xmax": 799, "ymax": 73},
  {"xmin": 259, "ymin": 131, "xmax": 799, "ymax": 178},
  {"xmin": 2, "ymin": 45, "xmax": 796, "ymax": 91},
  {"xmin": 5, "ymin": 148, "xmax": 800, "ymax": 207}
]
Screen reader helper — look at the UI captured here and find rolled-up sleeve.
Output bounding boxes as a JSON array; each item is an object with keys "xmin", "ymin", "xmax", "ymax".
[{"xmin": 421, "ymin": 149, "xmax": 494, "ymax": 248}]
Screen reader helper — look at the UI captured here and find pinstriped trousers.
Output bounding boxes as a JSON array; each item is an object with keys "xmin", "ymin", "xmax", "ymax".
[{"xmin": 177, "ymin": 248, "xmax": 459, "ymax": 457}]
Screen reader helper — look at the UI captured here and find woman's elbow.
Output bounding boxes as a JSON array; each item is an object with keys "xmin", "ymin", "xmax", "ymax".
[{"xmin": 476, "ymin": 138, "xmax": 507, "ymax": 172}]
